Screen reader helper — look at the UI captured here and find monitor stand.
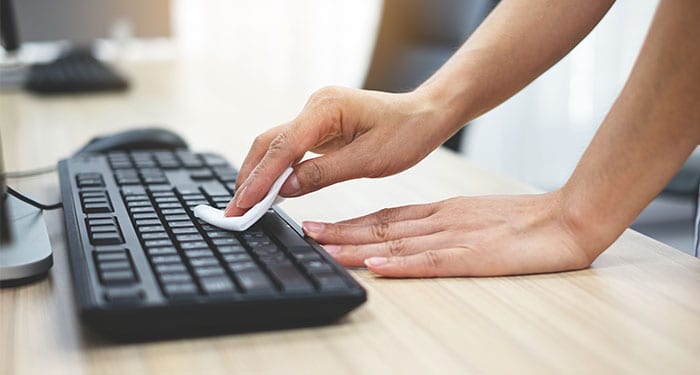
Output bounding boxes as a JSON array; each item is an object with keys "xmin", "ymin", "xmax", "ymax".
[{"xmin": 0, "ymin": 193, "xmax": 53, "ymax": 286}]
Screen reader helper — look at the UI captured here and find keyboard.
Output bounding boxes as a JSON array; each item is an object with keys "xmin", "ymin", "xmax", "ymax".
[
  {"xmin": 58, "ymin": 149, "xmax": 366, "ymax": 339},
  {"xmin": 25, "ymin": 50, "xmax": 128, "ymax": 94}
]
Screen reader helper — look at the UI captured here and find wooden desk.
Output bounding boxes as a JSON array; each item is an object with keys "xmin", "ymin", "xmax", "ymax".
[{"xmin": 1, "ymin": 60, "xmax": 699, "ymax": 374}]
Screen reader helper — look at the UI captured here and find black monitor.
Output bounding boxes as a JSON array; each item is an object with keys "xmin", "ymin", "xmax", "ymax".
[
  {"xmin": 0, "ymin": 132, "xmax": 10, "ymax": 244},
  {"xmin": 0, "ymin": 0, "xmax": 20, "ymax": 53}
]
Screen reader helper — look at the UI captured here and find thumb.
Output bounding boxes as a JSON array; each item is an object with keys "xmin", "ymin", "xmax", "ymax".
[{"xmin": 280, "ymin": 144, "xmax": 371, "ymax": 197}]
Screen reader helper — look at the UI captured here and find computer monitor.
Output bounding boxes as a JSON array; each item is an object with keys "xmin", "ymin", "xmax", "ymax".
[
  {"xmin": 11, "ymin": 0, "xmax": 171, "ymax": 46},
  {"xmin": 0, "ymin": 131, "xmax": 53, "ymax": 285},
  {"xmin": 0, "ymin": 0, "xmax": 20, "ymax": 52}
]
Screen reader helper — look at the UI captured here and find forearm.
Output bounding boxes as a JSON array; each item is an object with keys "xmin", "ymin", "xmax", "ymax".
[
  {"xmin": 414, "ymin": 0, "xmax": 614, "ymax": 134},
  {"xmin": 562, "ymin": 0, "xmax": 700, "ymax": 259}
]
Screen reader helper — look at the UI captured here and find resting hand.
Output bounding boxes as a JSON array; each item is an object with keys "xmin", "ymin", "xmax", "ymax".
[
  {"xmin": 302, "ymin": 191, "xmax": 604, "ymax": 277},
  {"xmin": 225, "ymin": 86, "xmax": 454, "ymax": 216}
]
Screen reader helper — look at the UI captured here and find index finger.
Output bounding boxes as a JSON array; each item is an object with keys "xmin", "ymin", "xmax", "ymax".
[{"xmin": 229, "ymin": 113, "xmax": 329, "ymax": 214}]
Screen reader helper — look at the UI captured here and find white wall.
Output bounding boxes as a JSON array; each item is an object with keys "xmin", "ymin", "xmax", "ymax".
[
  {"xmin": 171, "ymin": 0, "xmax": 382, "ymax": 93},
  {"xmin": 464, "ymin": 1, "xmax": 660, "ymax": 190}
]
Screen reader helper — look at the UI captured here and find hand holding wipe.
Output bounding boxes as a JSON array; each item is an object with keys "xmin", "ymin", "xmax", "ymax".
[{"xmin": 193, "ymin": 167, "xmax": 294, "ymax": 231}]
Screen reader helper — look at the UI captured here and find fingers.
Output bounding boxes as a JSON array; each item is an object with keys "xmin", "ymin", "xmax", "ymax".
[
  {"xmin": 334, "ymin": 204, "xmax": 437, "ymax": 226},
  {"xmin": 278, "ymin": 143, "xmax": 373, "ymax": 197},
  {"xmin": 321, "ymin": 232, "xmax": 457, "ymax": 267},
  {"xmin": 227, "ymin": 88, "xmax": 350, "ymax": 216},
  {"xmin": 363, "ymin": 249, "xmax": 478, "ymax": 278},
  {"xmin": 235, "ymin": 125, "xmax": 286, "ymax": 192},
  {"xmin": 225, "ymin": 128, "xmax": 285, "ymax": 217},
  {"xmin": 303, "ymin": 218, "xmax": 436, "ymax": 245}
]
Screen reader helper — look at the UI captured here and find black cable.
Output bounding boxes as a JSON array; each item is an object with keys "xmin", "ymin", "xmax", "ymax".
[
  {"xmin": 6, "ymin": 186, "xmax": 63, "ymax": 210},
  {"xmin": 0, "ymin": 165, "xmax": 57, "ymax": 178}
]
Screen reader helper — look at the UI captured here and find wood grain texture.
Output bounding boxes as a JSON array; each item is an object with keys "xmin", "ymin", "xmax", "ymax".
[{"xmin": 1, "ymin": 59, "xmax": 699, "ymax": 375}]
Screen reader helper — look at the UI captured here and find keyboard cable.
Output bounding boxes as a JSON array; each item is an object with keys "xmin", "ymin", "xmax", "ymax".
[
  {"xmin": 1, "ymin": 164, "xmax": 62, "ymax": 210},
  {"xmin": 5, "ymin": 187, "xmax": 63, "ymax": 210}
]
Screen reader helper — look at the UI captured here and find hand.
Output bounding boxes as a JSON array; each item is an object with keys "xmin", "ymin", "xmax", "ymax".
[
  {"xmin": 225, "ymin": 86, "xmax": 456, "ymax": 216},
  {"xmin": 301, "ymin": 191, "xmax": 603, "ymax": 277}
]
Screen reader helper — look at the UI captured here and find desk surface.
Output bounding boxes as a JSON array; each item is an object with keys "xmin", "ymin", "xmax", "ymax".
[{"xmin": 1, "ymin": 60, "xmax": 699, "ymax": 375}]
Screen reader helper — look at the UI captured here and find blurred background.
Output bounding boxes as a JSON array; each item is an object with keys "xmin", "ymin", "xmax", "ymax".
[{"xmin": 2, "ymin": 0, "xmax": 696, "ymax": 255}]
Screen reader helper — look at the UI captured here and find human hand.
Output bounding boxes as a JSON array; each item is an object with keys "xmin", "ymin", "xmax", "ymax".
[
  {"xmin": 301, "ymin": 191, "xmax": 607, "ymax": 277},
  {"xmin": 225, "ymin": 86, "xmax": 456, "ymax": 216}
]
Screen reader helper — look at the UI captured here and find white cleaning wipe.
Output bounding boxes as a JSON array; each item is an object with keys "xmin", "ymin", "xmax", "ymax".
[{"xmin": 193, "ymin": 167, "xmax": 293, "ymax": 231}]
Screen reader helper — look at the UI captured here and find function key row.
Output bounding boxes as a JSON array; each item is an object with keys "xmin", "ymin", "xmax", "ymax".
[
  {"xmin": 107, "ymin": 150, "xmax": 227, "ymax": 171},
  {"xmin": 114, "ymin": 168, "xmax": 169, "ymax": 186}
]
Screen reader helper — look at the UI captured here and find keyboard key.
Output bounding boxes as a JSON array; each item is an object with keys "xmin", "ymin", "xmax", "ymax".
[
  {"xmin": 183, "ymin": 249, "xmax": 214, "ymax": 258},
  {"xmin": 95, "ymin": 251, "xmax": 128, "ymax": 262},
  {"xmin": 235, "ymin": 269, "xmax": 276, "ymax": 294},
  {"xmin": 101, "ymin": 270, "xmax": 136, "ymax": 285},
  {"xmin": 172, "ymin": 227, "xmax": 199, "ymax": 234},
  {"xmin": 193, "ymin": 266, "xmax": 226, "ymax": 278},
  {"xmin": 87, "ymin": 218, "xmax": 114, "ymax": 226},
  {"xmin": 175, "ymin": 234, "xmax": 204, "ymax": 242},
  {"xmin": 98, "ymin": 261, "xmax": 132, "ymax": 272},
  {"xmin": 151, "ymin": 255, "xmax": 183, "ymax": 264},
  {"xmin": 190, "ymin": 257, "xmax": 220, "ymax": 267},
  {"xmin": 266, "ymin": 264, "xmax": 314, "ymax": 294},
  {"xmin": 130, "ymin": 206, "xmax": 156, "ymax": 214},
  {"xmin": 165, "ymin": 214, "xmax": 189, "ymax": 221},
  {"xmin": 138, "ymin": 225, "xmax": 166, "ymax": 233},
  {"xmin": 91, "ymin": 231, "xmax": 123, "ymax": 245},
  {"xmin": 212, "ymin": 238, "xmax": 239, "ymax": 246},
  {"xmin": 144, "ymin": 239, "xmax": 173, "ymax": 247},
  {"xmin": 302, "ymin": 260, "xmax": 334, "ymax": 274},
  {"xmin": 104, "ymin": 289, "xmax": 143, "ymax": 303},
  {"xmin": 155, "ymin": 263, "xmax": 187, "ymax": 274},
  {"xmin": 163, "ymin": 282, "xmax": 199, "ymax": 298},
  {"xmin": 160, "ymin": 273, "xmax": 192, "ymax": 283},
  {"xmin": 181, "ymin": 241, "xmax": 209, "ymax": 250},
  {"xmin": 83, "ymin": 202, "xmax": 112, "ymax": 214},
  {"xmin": 201, "ymin": 277, "xmax": 236, "ymax": 295},
  {"xmin": 132, "ymin": 212, "xmax": 159, "ymax": 220},
  {"xmin": 314, "ymin": 274, "xmax": 349, "ymax": 291},
  {"xmin": 223, "ymin": 253, "xmax": 252, "ymax": 263},
  {"xmin": 227, "ymin": 261, "xmax": 257, "ymax": 272},
  {"xmin": 146, "ymin": 247, "xmax": 178, "ymax": 256},
  {"xmin": 142, "ymin": 232, "xmax": 170, "ymax": 240},
  {"xmin": 169, "ymin": 221, "xmax": 195, "ymax": 228}
]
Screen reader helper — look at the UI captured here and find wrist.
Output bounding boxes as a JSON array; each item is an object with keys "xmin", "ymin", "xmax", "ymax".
[
  {"xmin": 408, "ymin": 83, "xmax": 472, "ymax": 143},
  {"xmin": 557, "ymin": 183, "xmax": 627, "ymax": 262}
]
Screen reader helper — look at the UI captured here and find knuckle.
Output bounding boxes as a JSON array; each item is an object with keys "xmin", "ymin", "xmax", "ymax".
[
  {"xmin": 423, "ymin": 250, "xmax": 442, "ymax": 269},
  {"xmin": 301, "ymin": 160, "xmax": 331, "ymax": 188},
  {"xmin": 386, "ymin": 238, "xmax": 406, "ymax": 256},
  {"xmin": 252, "ymin": 133, "xmax": 269, "ymax": 148},
  {"xmin": 310, "ymin": 86, "xmax": 343, "ymax": 102},
  {"xmin": 376, "ymin": 208, "xmax": 396, "ymax": 222},
  {"xmin": 370, "ymin": 222, "xmax": 391, "ymax": 241},
  {"xmin": 267, "ymin": 130, "xmax": 293, "ymax": 157}
]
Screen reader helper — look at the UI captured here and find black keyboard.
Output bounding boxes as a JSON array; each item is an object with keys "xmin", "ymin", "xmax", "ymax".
[
  {"xmin": 25, "ymin": 50, "xmax": 128, "ymax": 94},
  {"xmin": 58, "ymin": 150, "xmax": 366, "ymax": 339}
]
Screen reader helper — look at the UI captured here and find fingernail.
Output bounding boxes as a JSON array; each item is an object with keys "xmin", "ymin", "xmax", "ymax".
[
  {"xmin": 322, "ymin": 245, "xmax": 340, "ymax": 255},
  {"xmin": 234, "ymin": 185, "xmax": 252, "ymax": 209},
  {"xmin": 365, "ymin": 257, "xmax": 388, "ymax": 267},
  {"xmin": 280, "ymin": 173, "xmax": 301, "ymax": 196},
  {"xmin": 302, "ymin": 221, "xmax": 324, "ymax": 234}
]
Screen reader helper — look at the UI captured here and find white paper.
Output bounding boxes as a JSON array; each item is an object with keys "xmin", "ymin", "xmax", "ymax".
[{"xmin": 193, "ymin": 167, "xmax": 293, "ymax": 231}]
